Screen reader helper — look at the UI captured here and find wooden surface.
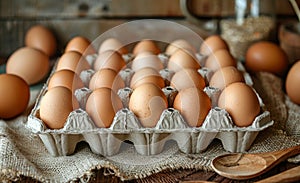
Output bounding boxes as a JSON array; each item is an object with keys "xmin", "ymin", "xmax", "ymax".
[
  {"xmin": 17, "ymin": 161, "xmax": 299, "ymax": 182},
  {"xmin": 1, "ymin": 0, "xmax": 299, "ymax": 18}
]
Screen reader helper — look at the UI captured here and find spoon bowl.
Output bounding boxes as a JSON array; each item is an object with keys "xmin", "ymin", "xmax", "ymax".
[{"xmin": 211, "ymin": 145, "xmax": 300, "ymax": 180}]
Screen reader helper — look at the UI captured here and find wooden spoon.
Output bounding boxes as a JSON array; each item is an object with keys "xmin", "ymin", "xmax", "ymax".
[{"xmin": 211, "ymin": 145, "xmax": 300, "ymax": 180}]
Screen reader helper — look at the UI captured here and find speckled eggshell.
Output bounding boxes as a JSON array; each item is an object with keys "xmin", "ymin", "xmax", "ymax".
[
  {"xmin": 129, "ymin": 83, "xmax": 168, "ymax": 128},
  {"xmin": 209, "ymin": 66, "xmax": 245, "ymax": 90}
]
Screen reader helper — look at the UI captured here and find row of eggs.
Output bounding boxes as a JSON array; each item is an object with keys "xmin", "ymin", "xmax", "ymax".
[
  {"xmin": 1, "ymin": 24, "xmax": 299, "ymax": 128},
  {"xmin": 38, "ymin": 35, "xmax": 261, "ymax": 130}
]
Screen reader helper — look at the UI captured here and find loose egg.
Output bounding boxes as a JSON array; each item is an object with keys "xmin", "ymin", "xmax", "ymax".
[
  {"xmin": 89, "ymin": 68, "xmax": 125, "ymax": 92},
  {"xmin": 167, "ymin": 49, "xmax": 200, "ymax": 72},
  {"xmin": 199, "ymin": 35, "xmax": 229, "ymax": 56},
  {"xmin": 93, "ymin": 50, "xmax": 126, "ymax": 72},
  {"xmin": 6, "ymin": 47, "xmax": 50, "ymax": 85},
  {"xmin": 245, "ymin": 41, "xmax": 288, "ymax": 76},
  {"xmin": 0, "ymin": 74, "xmax": 30, "ymax": 119},
  {"xmin": 56, "ymin": 51, "xmax": 91, "ymax": 75},
  {"xmin": 39, "ymin": 86, "xmax": 79, "ymax": 129},
  {"xmin": 170, "ymin": 69, "xmax": 206, "ymax": 91},
  {"xmin": 205, "ymin": 49, "xmax": 237, "ymax": 72},
  {"xmin": 132, "ymin": 39, "xmax": 160, "ymax": 55},
  {"xmin": 173, "ymin": 87, "xmax": 211, "ymax": 127},
  {"xmin": 86, "ymin": 87, "xmax": 123, "ymax": 128},
  {"xmin": 25, "ymin": 24, "xmax": 57, "ymax": 56},
  {"xmin": 165, "ymin": 39, "xmax": 196, "ymax": 56},
  {"xmin": 129, "ymin": 83, "xmax": 168, "ymax": 128},
  {"xmin": 65, "ymin": 36, "xmax": 96, "ymax": 55},
  {"xmin": 130, "ymin": 67, "xmax": 165, "ymax": 89},
  {"xmin": 98, "ymin": 38, "xmax": 128, "ymax": 54},
  {"xmin": 131, "ymin": 52, "xmax": 164, "ymax": 71},
  {"xmin": 209, "ymin": 66, "xmax": 245, "ymax": 90},
  {"xmin": 218, "ymin": 82, "xmax": 260, "ymax": 127},
  {"xmin": 48, "ymin": 69, "xmax": 84, "ymax": 92},
  {"xmin": 286, "ymin": 60, "xmax": 300, "ymax": 104}
]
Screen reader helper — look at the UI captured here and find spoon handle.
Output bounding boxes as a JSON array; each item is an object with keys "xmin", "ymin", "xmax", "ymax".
[
  {"xmin": 255, "ymin": 165, "xmax": 300, "ymax": 183},
  {"xmin": 270, "ymin": 145, "xmax": 300, "ymax": 163}
]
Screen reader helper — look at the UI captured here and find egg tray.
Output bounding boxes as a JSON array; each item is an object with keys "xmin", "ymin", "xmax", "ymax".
[{"xmin": 26, "ymin": 54, "xmax": 274, "ymax": 157}]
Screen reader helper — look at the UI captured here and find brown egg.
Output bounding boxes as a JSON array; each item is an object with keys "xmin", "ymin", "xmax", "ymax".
[
  {"xmin": 0, "ymin": 74, "xmax": 30, "ymax": 119},
  {"xmin": 165, "ymin": 39, "xmax": 196, "ymax": 56},
  {"xmin": 209, "ymin": 66, "xmax": 245, "ymax": 90},
  {"xmin": 89, "ymin": 68, "xmax": 125, "ymax": 92},
  {"xmin": 65, "ymin": 36, "xmax": 96, "ymax": 55},
  {"xmin": 218, "ymin": 82, "xmax": 260, "ymax": 127},
  {"xmin": 245, "ymin": 41, "xmax": 288, "ymax": 76},
  {"xmin": 167, "ymin": 49, "xmax": 200, "ymax": 72},
  {"xmin": 25, "ymin": 24, "xmax": 57, "ymax": 56},
  {"xmin": 40, "ymin": 86, "xmax": 79, "ymax": 129},
  {"xmin": 170, "ymin": 69, "xmax": 206, "ymax": 91},
  {"xmin": 286, "ymin": 60, "xmax": 300, "ymax": 104},
  {"xmin": 131, "ymin": 52, "xmax": 164, "ymax": 71},
  {"xmin": 130, "ymin": 67, "xmax": 165, "ymax": 89},
  {"xmin": 98, "ymin": 38, "xmax": 128, "ymax": 54},
  {"xmin": 132, "ymin": 39, "xmax": 160, "ymax": 55},
  {"xmin": 48, "ymin": 69, "xmax": 84, "ymax": 92},
  {"xmin": 205, "ymin": 49, "xmax": 237, "ymax": 72},
  {"xmin": 173, "ymin": 87, "xmax": 211, "ymax": 127},
  {"xmin": 6, "ymin": 47, "xmax": 50, "ymax": 85},
  {"xmin": 56, "ymin": 51, "xmax": 91, "ymax": 75},
  {"xmin": 86, "ymin": 87, "xmax": 123, "ymax": 128},
  {"xmin": 93, "ymin": 50, "xmax": 126, "ymax": 72},
  {"xmin": 199, "ymin": 35, "xmax": 229, "ymax": 56},
  {"xmin": 129, "ymin": 83, "xmax": 168, "ymax": 128}
]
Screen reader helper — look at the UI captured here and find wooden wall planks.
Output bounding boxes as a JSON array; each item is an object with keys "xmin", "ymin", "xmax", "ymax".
[{"xmin": 1, "ymin": 0, "xmax": 298, "ymax": 18}]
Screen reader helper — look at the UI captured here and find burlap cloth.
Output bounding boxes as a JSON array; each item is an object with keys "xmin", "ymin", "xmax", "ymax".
[{"xmin": 1, "ymin": 72, "xmax": 300, "ymax": 183}]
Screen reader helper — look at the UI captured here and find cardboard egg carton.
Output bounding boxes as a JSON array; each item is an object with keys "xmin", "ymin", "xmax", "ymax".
[{"xmin": 26, "ymin": 53, "xmax": 273, "ymax": 157}]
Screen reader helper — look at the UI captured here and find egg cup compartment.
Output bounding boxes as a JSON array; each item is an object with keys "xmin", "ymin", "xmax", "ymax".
[
  {"xmin": 27, "ymin": 77, "xmax": 273, "ymax": 157},
  {"xmin": 27, "ymin": 49, "xmax": 272, "ymax": 157}
]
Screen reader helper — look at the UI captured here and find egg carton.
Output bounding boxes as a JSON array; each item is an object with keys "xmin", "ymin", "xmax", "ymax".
[{"xmin": 26, "ymin": 53, "xmax": 273, "ymax": 157}]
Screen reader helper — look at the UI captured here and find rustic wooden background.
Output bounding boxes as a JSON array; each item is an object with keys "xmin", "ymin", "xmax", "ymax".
[{"xmin": 0, "ymin": 0, "xmax": 299, "ymax": 58}]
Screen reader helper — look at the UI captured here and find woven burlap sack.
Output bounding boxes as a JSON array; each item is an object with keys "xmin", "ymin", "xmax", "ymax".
[{"xmin": 0, "ymin": 72, "xmax": 299, "ymax": 182}]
